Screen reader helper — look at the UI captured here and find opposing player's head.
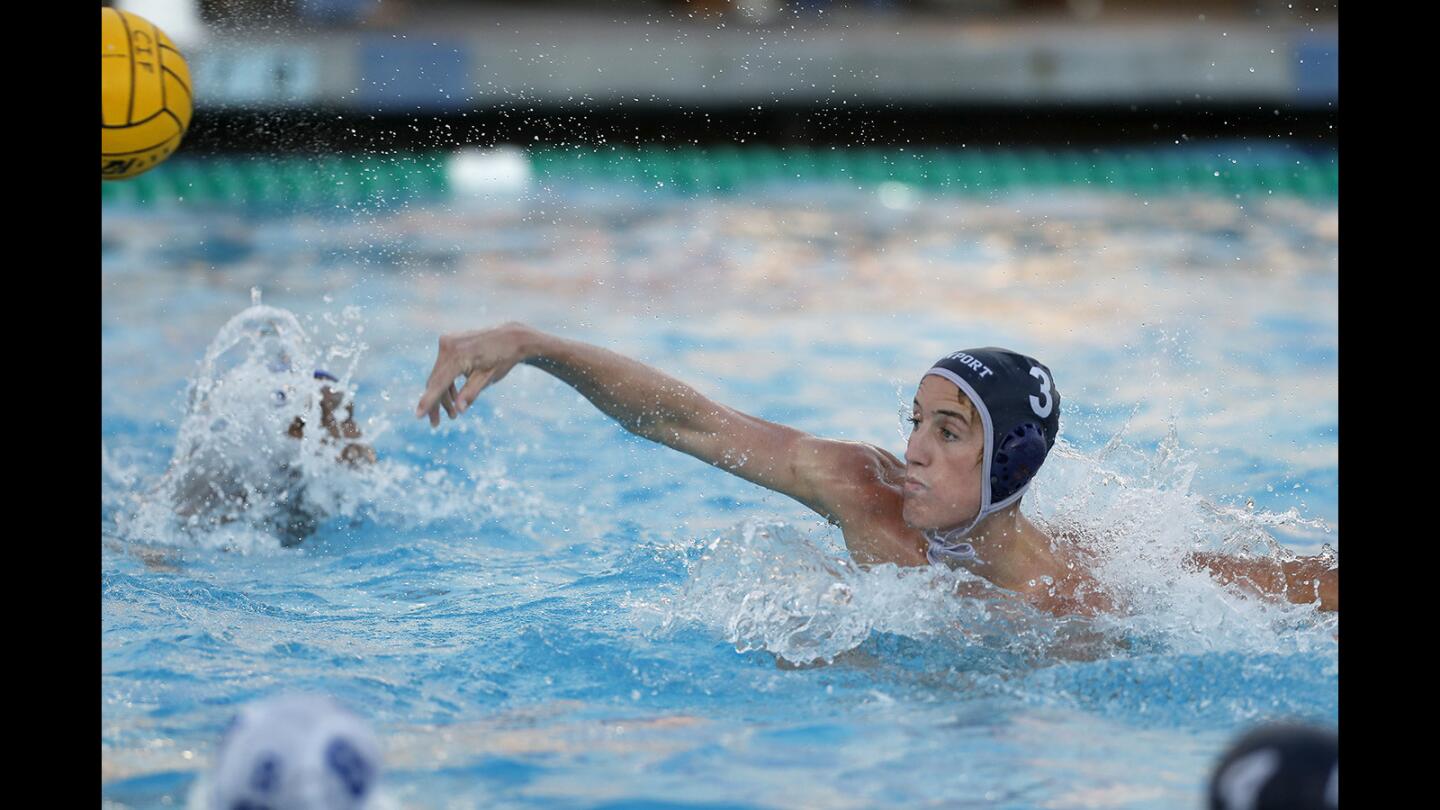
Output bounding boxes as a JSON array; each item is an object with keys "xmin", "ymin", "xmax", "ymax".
[
  {"xmin": 903, "ymin": 348, "xmax": 1059, "ymax": 534},
  {"xmin": 1209, "ymin": 724, "xmax": 1338, "ymax": 810},
  {"xmin": 205, "ymin": 693, "xmax": 383, "ymax": 810}
]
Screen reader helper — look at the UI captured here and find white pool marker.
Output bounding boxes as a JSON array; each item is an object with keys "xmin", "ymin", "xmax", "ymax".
[{"xmin": 447, "ymin": 147, "xmax": 533, "ymax": 196}]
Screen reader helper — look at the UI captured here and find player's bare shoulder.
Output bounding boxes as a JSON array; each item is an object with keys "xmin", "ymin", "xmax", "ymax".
[
  {"xmin": 1026, "ymin": 522, "xmax": 1116, "ymax": 616},
  {"xmin": 792, "ymin": 437, "xmax": 925, "ymax": 566},
  {"xmin": 791, "ymin": 437, "xmax": 901, "ymax": 511}
]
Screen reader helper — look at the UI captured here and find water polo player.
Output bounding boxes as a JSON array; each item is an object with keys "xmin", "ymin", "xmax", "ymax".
[
  {"xmin": 416, "ymin": 323, "xmax": 1337, "ymax": 617},
  {"xmin": 163, "ymin": 368, "xmax": 376, "ymax": 546},
  {"xmin": 158, "ymin": 303, "xmax": 377, "ymax": 547}
]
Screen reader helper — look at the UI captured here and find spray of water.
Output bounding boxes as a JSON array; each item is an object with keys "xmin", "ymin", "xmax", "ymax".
[
  {"xmin": 632, "ymin": 420, "xmax": 1337, "ymax": 667},
  {"xmin": 107, "ymin": 291, "xmax": 424, "ymax": 551},
  {"xmin": 109, "ymin": 293, "xmax": 360, "ymax": 550},
  {"xmin": 106, "ymin": 293, "xmax": 561, "ymax": 554},
  {"xmin": 1032, "ymin": 427, "xmax": 1338, "ymax": 657}
]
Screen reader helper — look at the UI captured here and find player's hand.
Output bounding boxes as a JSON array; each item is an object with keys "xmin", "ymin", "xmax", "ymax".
[
  {"xmin": 415, "ymin": 323, "xmax": 533, "ymax": 427},
  {"xmin": 339, "ymin": 442, "xmax": 377, "ymax": 466}
]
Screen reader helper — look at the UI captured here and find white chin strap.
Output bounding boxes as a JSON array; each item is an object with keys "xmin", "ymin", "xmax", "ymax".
[{"xmin": 923, "ymin": 483, "xmax": 1028, "ymax": 565}]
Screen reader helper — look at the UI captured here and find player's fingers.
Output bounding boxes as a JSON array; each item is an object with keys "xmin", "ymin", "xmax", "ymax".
[
  {"xmin": 440, "ymin": 384, "xmax": 459, "ymax": 419},
  {"xmin": 428, "ymin": 403, "xmax": 441, "ymax": 428},
  {"xmin": 416, "ymin": 340, "xmax": 462, "ymax": 417},
  {"xmin": 457, "ymin": 369, "xmax": 495, "ymax": 411},
  {"xmin": 416, "ymin": 362, "xmax": 457, "ymax": 417},
  {"xmin": 416, "ymin": 379, "xmax": 445, "ymax": 418}
]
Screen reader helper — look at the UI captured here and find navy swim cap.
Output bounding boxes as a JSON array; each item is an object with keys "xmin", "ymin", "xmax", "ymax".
[
  {"xmin": 921, "ymin": 348, "xmax": 1060, "ymax": 556},
  {"xmin": 1210, "ymin": 724, "xmax": 1338, "ymax": 810}
]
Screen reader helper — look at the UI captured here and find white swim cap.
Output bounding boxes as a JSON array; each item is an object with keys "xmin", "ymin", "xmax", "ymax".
[{"xmin": 206, "ymin": 693, "xmax": 382, "ymax": 810}]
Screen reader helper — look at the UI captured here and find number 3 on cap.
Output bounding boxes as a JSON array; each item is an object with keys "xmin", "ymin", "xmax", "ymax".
[{"xmin": 1029, "ymin": 367, "xmax": 1053, "ymax": 418}]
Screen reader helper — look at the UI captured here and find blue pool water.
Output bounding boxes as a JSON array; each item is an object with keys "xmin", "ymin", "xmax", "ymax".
[{"xmin": 102, "ymin": 183, "xmax": 1337, "ymax": 808}]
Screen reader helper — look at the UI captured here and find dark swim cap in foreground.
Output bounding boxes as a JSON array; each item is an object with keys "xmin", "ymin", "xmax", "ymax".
[
  {"xmin": 922, "ymin": 347, "xmax": 1060, "ymax": 559},
  {"xmin": 1210, "ymin": 724, "xmax": 1338, "ymax": 810}
]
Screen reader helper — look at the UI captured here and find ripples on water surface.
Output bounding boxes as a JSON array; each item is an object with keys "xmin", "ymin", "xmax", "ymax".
[{"xmin": 102, "ymin": 185, "xmax": 1337, "ymax": 808}]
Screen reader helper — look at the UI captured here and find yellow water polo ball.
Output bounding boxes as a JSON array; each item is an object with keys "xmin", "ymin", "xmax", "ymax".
[{"xmin": 101, "ymin": 7, "xmax": 193, "ymax": 181}]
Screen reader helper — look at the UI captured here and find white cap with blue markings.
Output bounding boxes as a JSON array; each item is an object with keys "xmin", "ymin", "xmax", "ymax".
[{"xmin": 197, "ymin": 693, "xmax": 384, "ymax": 810}]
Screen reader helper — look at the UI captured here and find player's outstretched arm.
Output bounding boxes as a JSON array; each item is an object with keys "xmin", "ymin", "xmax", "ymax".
[
  {"xmin": 1186, "ymin": 551, "xmax": 1338, "ymax": 612},
  {"xmin": 416, "ymin": 323, "xmax": 874, "ymax": 523}
]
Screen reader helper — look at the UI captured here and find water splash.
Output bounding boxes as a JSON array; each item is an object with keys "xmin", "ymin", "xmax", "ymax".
[
  {"xmin": 106, "ymin": 297, "xmax": 560, "ymax": 554},
  {"xmin": 633, "ymin": 419, "xmax": 1336, "ymax": 667},
  {"xmin": 112, "ymin": 299, "xmax": 376, "ymax": 551},
  {"xmin": 1032, "ymin": 423, "xmax": 1338, "ymax": 656},
  {"xmin": 631, "ymin": 519, "xmax": 1078, "ymax": 667}
]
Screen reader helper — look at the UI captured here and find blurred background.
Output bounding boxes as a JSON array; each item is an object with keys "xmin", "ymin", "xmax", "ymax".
[{"xmin": 104, "ymin": 0, "xmax": 1336, "ymax": 156}]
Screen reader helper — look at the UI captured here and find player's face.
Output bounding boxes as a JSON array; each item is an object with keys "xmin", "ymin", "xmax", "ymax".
[{"xmin": 902, "ymin": 377, "xmax": 985, "ymax": 530}]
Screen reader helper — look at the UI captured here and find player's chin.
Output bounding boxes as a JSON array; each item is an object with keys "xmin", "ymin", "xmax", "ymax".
[{"xmin": 900, "ymin": 496, "xmax": 930, "ymax": 530}]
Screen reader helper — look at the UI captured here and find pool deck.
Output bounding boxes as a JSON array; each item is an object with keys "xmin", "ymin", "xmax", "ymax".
[{"xmin": 182, "ymin": 8, "xmax": 1337, "ymax": 113}]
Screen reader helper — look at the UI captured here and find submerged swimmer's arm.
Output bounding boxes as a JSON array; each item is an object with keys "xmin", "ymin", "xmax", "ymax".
[
  {"xmin": 415, "ymin": 323, "xmax": 880, "ymax": 523},
  {"xmin": 1185, "ymin": 551, "xmax": 1338, "ymax": 612}
]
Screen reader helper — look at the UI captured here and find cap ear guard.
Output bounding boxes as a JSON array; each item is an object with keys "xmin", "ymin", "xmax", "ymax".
[{"xmin": 990, "ymin": 422, "xmax": 1048, "ymax": 502}]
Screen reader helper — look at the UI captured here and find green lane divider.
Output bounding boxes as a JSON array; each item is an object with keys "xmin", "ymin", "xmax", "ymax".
[
  {"xmin": 101, "ymin": 147, "xmax": 1336, "ymax": 209},
  {"xmin": 534, "ymin": 146, "xmax": 1338, "ymax": 197},
  {"xmin": 100, "ymin": 152, "xmax": 451, "ymax": 210}
]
